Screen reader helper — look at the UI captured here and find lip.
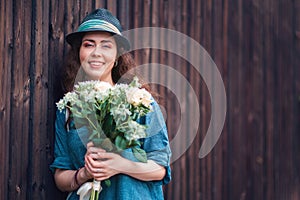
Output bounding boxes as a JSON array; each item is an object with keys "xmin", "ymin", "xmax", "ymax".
[{"xmin": 88, "ymin": 60, "xmax": 105, "ymax": 68}]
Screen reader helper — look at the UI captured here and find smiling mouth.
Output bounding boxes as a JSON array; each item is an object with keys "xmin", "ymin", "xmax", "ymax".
[{"xmin": 89, "ymin": 61, "xmax": 104, "ymax": 68}]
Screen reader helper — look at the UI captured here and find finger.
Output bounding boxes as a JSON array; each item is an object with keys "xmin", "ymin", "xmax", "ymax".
[
  {"xmin": 87, "ymin": 153, "xmax": 100, "ymax": 160},
  {"xmin": 92, "ymin": 167, "xmax": 108, "ymax": 176},
  {"xmin": 94, "ymin": 174, "xmax": 110, "ymax": 181},
  {"xmin": 87, "ymin": 152, "xmax": 107, "ymax": 163},
  {"xmin": 95, "ymin": 148, "xmax": 106, "ymax": 154},
  {"xmin": 97, "ymin": 152, "xmax": 115, "ymax": 160},
  {"xmin": 85, "ymin": 156, "xmax": 105, "ymax": 169},
  {"xmin": 86, "ymin": 142, "xmax": 94, "ymax": 148},
  {"xmin": 82, "ymin": 167, "xmax": 93, "ymax": 179},
  {"xmin": 85, "ymin": 161, "xmax": 102, "ymax": 175},
  {"xmin": 87, "ymin": 147, "xmax": 107, "ymax": 154},
  {"xmin": 84, "ymin": 162, "xmax": 93, "ymax": 176},
  {"xmin": 87, "ymin": 147, "xmax": 100, "ymax": 154},
  {"xmin": 85, "ymin": 155, "xmax": 98, "ymax": 167}
]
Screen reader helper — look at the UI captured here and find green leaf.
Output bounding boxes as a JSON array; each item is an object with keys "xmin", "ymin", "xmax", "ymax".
[
  {"xmin": 100, "ymin": 100, "xmax": 108, "ymax": 111},
  {"xmin": 115, "ymin": 135, "xmax": 127, "ymax": 150},
  {"xmin": 102, "ymin": 114, "xmax": 114, "ymax": 136},
  {"xmin": 132, "ymin": 147, "xmax": 147, "ymax": 163},
  {"xmin": 109, "ymin": 130, "xmax": 119, "ymax": 140},
  {"xmin": 129, "ymin": 140, "xmax": 141, "ymax": 147},
  {"xmin": 104, "ymin": 179, "xmax": 111, "ymax": 187}
]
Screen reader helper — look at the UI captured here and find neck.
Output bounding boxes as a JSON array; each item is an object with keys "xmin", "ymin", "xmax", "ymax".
[{"xmin": 99, "ymin": 76, "xmax": 114, "ymax": 86}]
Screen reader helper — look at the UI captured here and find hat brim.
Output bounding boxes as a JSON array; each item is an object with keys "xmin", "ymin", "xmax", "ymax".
[{"xmin": 66, "ymin": 29, "xmax": 130, "ymax": 51}]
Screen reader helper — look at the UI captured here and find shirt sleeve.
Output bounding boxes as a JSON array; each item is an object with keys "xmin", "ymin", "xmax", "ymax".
[
  {"xmin": 49, "ymin": 109, "xmax": 73, "ymax": 172},
  {"xmin": 142, "ymin": 100, "xmax": 172, "ymax": 185}
]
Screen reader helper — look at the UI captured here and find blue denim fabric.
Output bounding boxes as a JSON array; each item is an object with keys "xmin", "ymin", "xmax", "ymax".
[{"xmin": 50, "ymin": 100, "xmax": 171, "ymax": 200}]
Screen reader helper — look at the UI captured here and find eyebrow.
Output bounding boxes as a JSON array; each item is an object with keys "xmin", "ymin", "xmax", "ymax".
[{"xmin": 82, "ymin": 39, "xmax": 114, "ymax": 44}]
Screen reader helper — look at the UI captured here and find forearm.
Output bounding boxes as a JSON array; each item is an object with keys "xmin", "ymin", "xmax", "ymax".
[
  {"xmin": 54, "ymin": 168, "xmax": 91, "ymax": 192},
  {"xmin": 84, "ymin": 146, "xmax": 167, "ymax": 182},
  {"xmin": 121, "ymin": 159, "xmax": 166, "ymax": 181}
]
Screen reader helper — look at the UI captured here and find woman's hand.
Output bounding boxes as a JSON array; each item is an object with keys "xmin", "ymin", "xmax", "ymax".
[
  {"xmin": 84, "ymin": 142, "xmax": 127, "ymax": 181},
  {"xmin": 84, "ymin": 142, "xmax": 166, "ymax": 182}
]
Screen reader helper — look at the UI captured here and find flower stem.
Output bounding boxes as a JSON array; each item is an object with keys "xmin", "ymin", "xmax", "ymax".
[{"xmin": 86, "ymin": 117, "xmax": 98, "ymax": 131}]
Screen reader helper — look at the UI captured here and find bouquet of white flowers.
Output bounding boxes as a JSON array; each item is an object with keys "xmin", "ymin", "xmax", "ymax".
[{"xmin": 56, "ymin": 77, "xmax": 153, "ymax": 200}]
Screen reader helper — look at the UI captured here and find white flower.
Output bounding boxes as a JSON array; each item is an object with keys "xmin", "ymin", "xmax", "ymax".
[
  {"xmin": 56, "ymin": 99, "xmax": 66, "ymax": 112},
  {"xmin": 64, "ymin": 91, "xmax": 77, "ymax": 102},
  {"xmin": 94, "ymin": 81, "xmax": 112, "ymax": 92},
  {"xmin": 124, "ymin": 121, "xmax": 146, "ymax": 141},
  {"xmin": 126, "ymin": 88, "xmax": 152, "ymax": 107},
  {"xmin": 111, "ymin": 104, "xmax": 131, "ymax": 125}
]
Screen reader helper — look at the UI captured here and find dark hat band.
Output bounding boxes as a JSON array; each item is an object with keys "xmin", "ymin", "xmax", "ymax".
[{"xmin": 78, "ymin": 19, "xmax": 122, "ymax": 35}]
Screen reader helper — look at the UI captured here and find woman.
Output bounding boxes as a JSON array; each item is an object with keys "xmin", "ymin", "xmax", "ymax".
[{"xmin": 50, "ymin": 8, "xmax": 171, "ymax": 200}]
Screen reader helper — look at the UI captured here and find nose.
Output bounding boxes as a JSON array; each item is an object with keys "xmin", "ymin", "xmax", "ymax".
[{"xmin": 92, "ymin": 44, "xmax": 102, "ymax": 57}]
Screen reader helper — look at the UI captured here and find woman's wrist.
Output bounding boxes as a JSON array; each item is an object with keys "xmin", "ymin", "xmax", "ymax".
[
  {"xmin": 78, "ymin": 167, "xmax": 92, "ymax": 183},
  {"xmin": 70, "ymin": 167, "xmax": 91, "ymax": 191},
  {"xmin": 74, "ymin": 169, "xmax": 80, "ymax": 185}
]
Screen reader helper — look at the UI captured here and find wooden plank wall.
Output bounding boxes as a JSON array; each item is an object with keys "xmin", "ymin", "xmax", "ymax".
[{"xmin": 0, "ymin": 0, "xmax": 299, "ymax": 199}]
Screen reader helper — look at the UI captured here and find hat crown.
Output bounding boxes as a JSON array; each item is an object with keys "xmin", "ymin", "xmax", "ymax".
[{"xmin": 81, "ymin": 8, "xmax": 123, "ymax": 33}]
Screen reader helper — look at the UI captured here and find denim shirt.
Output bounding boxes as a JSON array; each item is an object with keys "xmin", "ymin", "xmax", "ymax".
[{"xmin": 50, "ymin": 101, "xmax": 172, "ymax": 200}]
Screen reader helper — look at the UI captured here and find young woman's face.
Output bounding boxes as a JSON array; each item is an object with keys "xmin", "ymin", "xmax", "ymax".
[{"xmin": 79, "ymin": 32, "xmax": 118, "ymax": 84}]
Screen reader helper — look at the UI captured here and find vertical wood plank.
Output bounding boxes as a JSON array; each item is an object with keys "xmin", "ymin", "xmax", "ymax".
[
  {"xmin": 262, "ymin": 0, "xmax": 275, "ymax": 199},
  {"xmin": 132, "ymin": 0, "xmax": 142, "ymax": 66},
  {"xmin": 274, "ymin": 0, "xmax": 294, "ymax": 199},
  {"xmin": 30, "ymin": 0, "xmax": 51, "ymax": 199},
  {"xmin": 165, "ymin": 1, "xmax": 180, "ymax": 200},
  {"xmin": 242, "ymin": 2, "xmax": 254, "ymax": 198},
  {"xmin": 141, "ymin": 0, "xmax": 151, "ymax": 67},
  {"xmin": 263, "ymin": 1, "xmax": 275, "ymax": 199},
  {"xmin": 292, "ymin": 0, "xmax": 300, "ymax": 198},
  {"xmin": 211, "ymin": 0, "xmax": 227, "ymax": 199},
  {"xmin": 107, "ymin": 0, "xmax": 117, "ymax": 15},
  {"xmin": 0, "ymin": 0, "xmax": 13, "ymax": 199},
  {"xmin": 221, "ymin": 0, "xmax": 229, "ymax": 199},
  {"xmin": 186, "ymin": 1, "xmax": 196, "ymax": 199},
  {"xmin": 202, "ymin": 0, "xmax": 214, "ymax": 199},
  {"xmin": 118, "ymin": 0, "xmax": 130, "ymax": 30},
  {"xmin": 47, "ymin": 0, "xmax": 68, "ymax": 198},
  {"xmin": 245, "ymin": 0, "xmax": 265, "ymax": 199},
  {"xmin": 80, "ymin": 0, "xmax": 93, "ymax": 21},
  {"xmin": 227, "ymin": 0, "xmax": 248, "ymax": 199},
  {"xmin": 9, "ymin": 0, "xmax": 32, "ymax": 199},
  {"xmin": 95, "ymin": 0, "xmax": 107, "ymax": 9},
  {"xmin": 194, "ymin": 2, "xmax": 203, "ymax": 199},
  {"xmin": 179, "ymin": 0, "xmax": 189, "ymax": 199}
]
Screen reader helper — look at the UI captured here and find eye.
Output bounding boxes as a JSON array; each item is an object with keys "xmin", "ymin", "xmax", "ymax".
[
  {"xmin": 81, "ymin": 41, "xmax": 95, "ymax": 48},
  {"xmin": 102, "ymin": 43, "xmax": 113, "ymax": 49}
]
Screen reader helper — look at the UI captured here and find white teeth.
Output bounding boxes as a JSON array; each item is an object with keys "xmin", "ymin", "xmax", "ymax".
[{"xmin": 90, "ymin": 61, "xmax": 103, "ymax": 66}]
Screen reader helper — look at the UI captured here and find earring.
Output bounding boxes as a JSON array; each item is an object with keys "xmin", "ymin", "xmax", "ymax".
[{"xmin": 114, "ymin": 60, "xmax": 118, "ymax": 67}]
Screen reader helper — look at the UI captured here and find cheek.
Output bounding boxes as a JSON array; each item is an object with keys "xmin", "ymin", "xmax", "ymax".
[
  {"xmin": 105, "ymin": 50, "xmax": 118, "ymax": 62},
  {"xmin": 106, "ymin": 54, "xmax": 117, "ymax": 63},
  {"xmin": 79, "ymin": 48, "xmax": 90, "ymax": 64}
]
